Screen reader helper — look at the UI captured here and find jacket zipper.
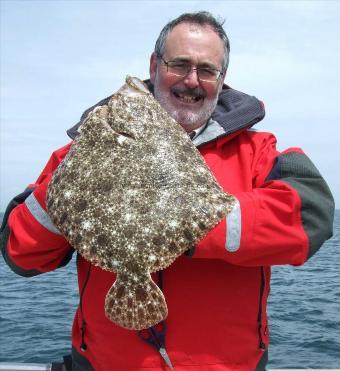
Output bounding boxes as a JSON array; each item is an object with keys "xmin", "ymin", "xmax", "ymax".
[
  {"xmin": 257, "ymin": 266, "xmax": 266, "ymax": 351},
  {"xmin": 78, "ymin": 257, "xmax": 92, "ymax": 352}
]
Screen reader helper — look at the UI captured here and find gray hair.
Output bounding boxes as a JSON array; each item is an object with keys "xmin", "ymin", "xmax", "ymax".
[{"xmin": 154, "ymin": 11, "xmax": 230, "ymax": 72}]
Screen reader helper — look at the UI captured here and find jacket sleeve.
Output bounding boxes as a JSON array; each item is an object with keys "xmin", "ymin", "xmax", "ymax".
[
  {"xmin": 193, "ymin": 134, "xmax": 335, "ymax": 266},
  {"xmin": 1, "ymin": 143, "xmax": 74, "ymax": 277}
]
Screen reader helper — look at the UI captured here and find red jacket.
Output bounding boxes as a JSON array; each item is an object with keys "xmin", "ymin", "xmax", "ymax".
[{"xmin": 1, "ymin": 85, "xmax": 334, "ymax": 370}]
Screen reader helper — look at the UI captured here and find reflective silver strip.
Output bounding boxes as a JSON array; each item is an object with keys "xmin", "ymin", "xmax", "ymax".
[
  {"xmin": 225, "ymin": 198, "xmax": 241, "ymax": 252},
  {"xmin": 25, "ymin": 193, "xmax": 62, "ymax": 235}
]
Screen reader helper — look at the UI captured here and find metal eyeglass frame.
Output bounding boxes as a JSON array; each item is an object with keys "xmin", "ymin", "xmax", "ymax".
[{"xmin": 158, "ymin": 55, "xmax": 224, "ymax": 82}]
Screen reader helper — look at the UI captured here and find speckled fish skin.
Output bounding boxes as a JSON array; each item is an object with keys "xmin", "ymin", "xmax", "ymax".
[{"xmin": 46, "ymin": 76, "xmax": 236, "ymax": 330}]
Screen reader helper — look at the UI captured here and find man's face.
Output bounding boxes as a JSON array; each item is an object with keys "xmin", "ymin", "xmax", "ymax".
[{"xmin": 150, "ymin": 22, "xmax": 226, "ymax": 132}]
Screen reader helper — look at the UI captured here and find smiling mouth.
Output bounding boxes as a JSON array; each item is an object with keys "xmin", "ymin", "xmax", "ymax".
[{"xmin": 173, "ymin": 91, "xmax": 203, "ymax": 104}]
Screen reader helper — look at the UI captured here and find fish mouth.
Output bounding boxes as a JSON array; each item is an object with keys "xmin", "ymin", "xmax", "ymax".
[
  {"xmin": 117, "ymin": 131, "xmax": 135, "ymax": 140},
  {"xmin": 111, "ymin": 130, "xmax": 137, "ymax": 146}
]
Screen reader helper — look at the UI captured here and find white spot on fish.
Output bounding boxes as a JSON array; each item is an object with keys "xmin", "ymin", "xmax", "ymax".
[
  {"xmin": 169, "ymin": 220, "xmax": 179, "ymax": 228},
  {"xmin": 64, "ymin": 190, "xmax": 73, "ymax": 199},
  {"xmin": 149, "ymin": 255, "xmax": 156, "ymax": 262},
  {"xmin": 117, "ymin": 135, "xmax": 127, "ymax": 145},
  {"xmin": 82, "ymin": 220, "xmax": 92, "ymax": 230}
]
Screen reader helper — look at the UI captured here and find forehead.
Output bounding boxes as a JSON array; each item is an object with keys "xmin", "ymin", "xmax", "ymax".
[{"xmin": 163, "ymin": 22, "xmax": 224, "ymax": 67}]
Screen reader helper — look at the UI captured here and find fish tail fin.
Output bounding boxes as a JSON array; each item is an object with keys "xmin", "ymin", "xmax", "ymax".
[{"xmin": 105, "ymin": 272, "xmax": 168, "ymax": 330}]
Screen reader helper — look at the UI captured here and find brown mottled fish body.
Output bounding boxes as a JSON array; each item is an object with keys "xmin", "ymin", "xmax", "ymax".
[{"xmin": 46, "ymin": 76, "xmax": 236, "ymax": 330}]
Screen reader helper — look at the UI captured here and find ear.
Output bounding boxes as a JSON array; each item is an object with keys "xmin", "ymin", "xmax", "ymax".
[
  {"xmin": 218, "ymin": 71, "xmax": 227, "ymax": 93},
  {"xmin": 149, "ymin": 53, "xmax": 158, "ymax": 84}
]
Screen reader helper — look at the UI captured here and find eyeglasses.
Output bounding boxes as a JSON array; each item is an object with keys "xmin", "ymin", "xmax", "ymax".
[{"xmin": 159, "ymin": 56, "xmax": 224, "ymax": 82}]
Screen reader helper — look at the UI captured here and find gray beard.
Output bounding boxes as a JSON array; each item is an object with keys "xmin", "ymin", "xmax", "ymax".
[{"xmin": 153, "ymin": 79, "xmax": 218, "ymax": 132}]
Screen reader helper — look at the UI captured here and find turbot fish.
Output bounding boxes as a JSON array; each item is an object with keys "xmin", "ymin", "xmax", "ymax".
[{"xmin": 46, "ymin": 76, "xmax": 236, "ymax": 330}]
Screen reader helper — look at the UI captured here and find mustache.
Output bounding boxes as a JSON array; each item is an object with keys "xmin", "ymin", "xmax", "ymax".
[{"xmin": 171, "ymin": 86, "xmax": 206, "ymax": 99}]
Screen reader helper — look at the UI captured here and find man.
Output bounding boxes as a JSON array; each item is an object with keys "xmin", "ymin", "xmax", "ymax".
[{"xmin": 1, "ymin": 11, "xmax": 334, "ymax": 371}]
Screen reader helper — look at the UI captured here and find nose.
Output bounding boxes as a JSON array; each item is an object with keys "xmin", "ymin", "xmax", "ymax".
[{"xmin": 183, "ymin": 68, "xmax": 200, "ymax": 89}]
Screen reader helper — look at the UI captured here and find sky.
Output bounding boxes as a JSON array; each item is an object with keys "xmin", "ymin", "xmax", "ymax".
[{"xmin": 1, "ymin": 0, "xmax": 340, "ymax": 211}]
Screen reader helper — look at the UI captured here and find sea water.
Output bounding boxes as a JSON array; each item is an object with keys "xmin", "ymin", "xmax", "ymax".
[{"xmin": 0, "ymin": 211, "xmax": 339, "ymax": 368}]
